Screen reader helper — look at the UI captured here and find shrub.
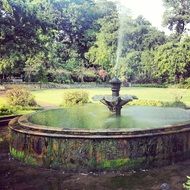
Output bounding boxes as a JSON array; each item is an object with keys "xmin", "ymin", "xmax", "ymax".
[
  {"xmin": 128, "ymin": 99, "xmax": 165, "ymax": 107},
  {"xmin": 62, "ymin": 90, "xmax": 89, "ymax": 107},
  {"xmin": 184, "ymin": 78, "xmax": 190, "ymax": 89},
  {"xmin": 128, "ymin": 99, "xmax": 187, "ymax": 108},
  {"xmin": 131, "ymin": 83, "xmax": 168, "ymax": 88},
  {"xmin": 163, "ymin": 101, "xmax": 187, "ymax": 108},
  {"xmin": 170, "ymin": 78, "xmax": 190, "ymax": 89},
  {"xmin": 0, "ymin": 105, "xmax": 15, "ymax": 116},
  {"xmin": 6, "ymin": 86, "xmax": 37, "ymax": 107}
]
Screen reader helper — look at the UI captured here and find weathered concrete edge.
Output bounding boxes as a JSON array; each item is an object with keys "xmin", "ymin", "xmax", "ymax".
[{"xmin": 9, "ymin": 116, "xmax": 190, "ymax": 139}]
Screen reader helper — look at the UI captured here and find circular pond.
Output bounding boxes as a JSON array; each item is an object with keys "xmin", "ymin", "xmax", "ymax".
[
  {"xmin": 29, "ymin": 104, "xmax": 190, "ymax": 131},
  {"xmin": 9, "ymin": 105, "xmax": 190, "ymax": 171}
]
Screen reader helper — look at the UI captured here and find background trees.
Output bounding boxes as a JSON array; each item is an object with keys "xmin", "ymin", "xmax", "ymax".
[
  {"xmin": 162, "ymin": 0, "xmax": 190, "ymax": 35},
  {"xmin": 1, "ymin": 0, "xmax": 190, "ymax": 84}
]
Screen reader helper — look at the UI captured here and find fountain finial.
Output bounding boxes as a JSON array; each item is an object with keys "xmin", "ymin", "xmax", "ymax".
[{"xmin": 110, "ymin": 77, "xmax": 121, "ymax": 97}]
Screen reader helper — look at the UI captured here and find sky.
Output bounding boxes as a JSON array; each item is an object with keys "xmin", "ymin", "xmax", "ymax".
[{"xmin": 116, "ymin": 0, "xmax": 167, "ymax": 32}]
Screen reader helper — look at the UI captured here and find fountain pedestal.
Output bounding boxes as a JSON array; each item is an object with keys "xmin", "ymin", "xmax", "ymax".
[{"xmin": 93, "ymin": 77, "xmax": 137, "ymax": 116}]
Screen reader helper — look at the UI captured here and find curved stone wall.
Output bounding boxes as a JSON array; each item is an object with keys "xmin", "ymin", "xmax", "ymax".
[{"xmin": 9, "ymin": 115, "xmax": 190, "ymax": 172}]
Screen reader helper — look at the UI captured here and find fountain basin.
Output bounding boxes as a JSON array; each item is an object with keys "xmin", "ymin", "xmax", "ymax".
[{"xmin": 9, "ymin": 105, "xmax": 190, "ymax": 171}]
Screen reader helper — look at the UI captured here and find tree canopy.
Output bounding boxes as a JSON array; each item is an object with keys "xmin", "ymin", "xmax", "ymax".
[{"xmin": 1, "ymin": 0, "xmax": 190, "ymax": 84}]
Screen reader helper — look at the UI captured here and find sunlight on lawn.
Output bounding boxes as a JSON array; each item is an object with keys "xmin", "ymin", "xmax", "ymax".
[
  {"xmin": 0, "ymin": 97, "xmax": 7, "ymax": 106},
  {"xmin": 1, "ymin": 88, "xmax": 190, "ymax": 107},
  {"xmin": 32, "ymin": 87, "xmax": 190, "ymax": 107}
]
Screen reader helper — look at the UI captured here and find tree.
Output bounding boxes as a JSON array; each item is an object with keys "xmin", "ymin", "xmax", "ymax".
[
  {"xmin": 163, "ymin": 0, "xmax": 190, "ymax": 35},
  {"xmin": 86, "ymin": 2, "xmax": 118, "ymax": 73},
  {"xmin": 154, "ymin": 38, "xmax": 190, "ymax": 83}
]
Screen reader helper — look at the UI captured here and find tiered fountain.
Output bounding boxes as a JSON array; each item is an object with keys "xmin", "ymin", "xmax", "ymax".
[
  {"xmin": 9, "ymin": 80, "xmax": 190, "ymax": 171},
  {"xmin": 95, "ymin": 77, "xmax": 137, "ymax": 116}
]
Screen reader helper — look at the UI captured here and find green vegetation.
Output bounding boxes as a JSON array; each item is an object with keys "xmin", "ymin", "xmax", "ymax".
[
  {"xmin": 1, "ymin": 0, "xmax": 190, "ymax": 85},
  {"xmin": 62, "ymin": 90, "xmax": 89, "ymax": 107},
  {"xmin": 98, "ymin": 159, "xmax": 129, "ymax": 170},
  {"xmin": 29, "ymin": 88, "xmax": 190, "ymax": 106},
  {"xmin": 129, "ymin": 99, "xmax": 187, "ymax": 108},
  {"xmin": 98, "ymin": 158, "xmax": 144, "ymax": 170},
  {"xmin": 183, "ymin": 176, "xmax": 190, "ymax": 190},
  {"xmin": 162, "ymin": 0, "xmax": 190, "ymax": 35},
  {"xmin": 10, "ymin": 147, "xmax": 37, "ymax": 166},
  {"xmin": 6, "ymin": 86, "xmax": 37, "ymax": 107},
  {"xmin": 0, "ymin": 104, "xmax": 39, "ymax": 116},
  {"xmin": 1, "ymin": 87, "xmax": 190, "ymax": 108},
  {"xmin": 10, "ymin": 147, "xmax": 25, "ymax": 161},
  {"xmin": 0, "ymin": 105, "xmax": 15, "ymax": 116},
  {"xmin": 129, "ymin": 100, "xmax": 166, "ymax": 107},
  {"xmin": 0, "ymin": 87, "xmax": 40, "ymax": 116}
]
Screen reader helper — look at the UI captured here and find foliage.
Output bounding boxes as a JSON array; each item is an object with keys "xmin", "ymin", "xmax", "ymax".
[
  {"xmin": 183, "ymin": 176, "xmax": 190, "ymax": 190},
  {"xmin": 62, "ymin": 90, "xmax": 89, "ymax": 107},
  {"xmin": 86, "ymin": 9, "xmax": 118, "ymax": 73},
  {"xmin": 131, "ymin": 83, "xmax": 168, "ymax": 88},
  {"xmin": 128, "ymin": 99, "xmax": 187, "ymax": 108},
  {"xmin": 98, "ymin": 158, "xmax": 129, "ymax": 169},
  {"xmin": 0, "ymin": 105, "xmax": 15, "ymax": 116},
  {"xmin": 10, "ymin": 147, "xmax": 25, "ymax": 161},
  {"xmin": 128, "ymin": 99, "xmax": 166, "ymax": 107},
  {"xmin": 163, "ymin": 0, "xmax": 190, "ymax": 35},
  {"xmin": 0, "ymin": 0, "xmax": 190, "ymax": 85},
  {"xmin": 154, "ymin": 37, "xmax": 190, "ymax": 83},
  {"xmin": 98, "ymin": 158, "xmax": 144, "ymax": 170},
  {"xmin": 10, "ymin": 147, "xmax": 37, "ymax": 165},
  {"xmin": 173, "ymin": 78, "xmax": 190, "ymax": 89},
  {"xmin": 163, "ymin": 101, "xmax": 187, "ymax": 108},
  {"xmin": 6, "ymin": 86, "xmax": 37, "ymax": 107}
]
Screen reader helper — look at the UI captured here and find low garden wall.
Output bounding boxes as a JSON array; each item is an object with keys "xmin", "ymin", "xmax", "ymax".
[{"xmin": 8, "ymin": 115, "xmax": 190, "ymax": 172}]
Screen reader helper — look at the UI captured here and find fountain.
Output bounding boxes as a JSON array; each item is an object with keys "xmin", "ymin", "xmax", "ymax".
[
  {"xmin": 8, "ymin": 81, "xmax": 190, "ymax": 171},
  {"xmin": 94, "ymin": 77, "xmax": 137, "ymax": 116}
]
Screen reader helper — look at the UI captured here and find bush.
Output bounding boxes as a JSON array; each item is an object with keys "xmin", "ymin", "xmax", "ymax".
[
  {"xmin": 62, "ymin": 90, "xmax": 89, "ymax": 107},
  {"xmin": 131, "ymin": 83, "xmax": 168, "ymax": 88},
  {"xmin": 128, "ymin": 99, "xmax": 165, "ymax": 107},
  {"xmin": 163, "ymin": 101, "xmax": 187, "ymax": 108},
  {"xmin": 6, "ymin": 86, "xmax": 37, "ymax": 107},
  {"xmin": 128, "ymin": 99, "xmax": 187, "ymax": 108},
  {"xmin": 0, "ymin": 105, "xmax": 15, "ymax": 116},
  {"xmin": 170, "ymin": 78, "xmax": 190, "ymax": 89}
]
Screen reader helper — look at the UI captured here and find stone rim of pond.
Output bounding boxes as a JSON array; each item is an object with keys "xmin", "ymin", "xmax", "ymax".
[{"xmin": 9, "ymin": 112, "xmax": 190, "ymax": 139}]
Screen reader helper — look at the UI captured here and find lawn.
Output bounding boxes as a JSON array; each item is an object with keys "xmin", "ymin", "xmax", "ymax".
[
  {"xmin": 0, "ymin": 96, "xmax": 7, "ymax": 106},
  {"xmin": 32, "ymin": 87, "xmax": 190, "ymax": 106},
  {"xmin": 1, "ymin": 87, "xmax": 190, "ymax": 107}
]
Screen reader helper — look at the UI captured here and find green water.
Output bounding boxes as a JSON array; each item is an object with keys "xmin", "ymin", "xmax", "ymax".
[{"xmin": 29, "ymin": 104, "xmax": 190, "ymax": 131}]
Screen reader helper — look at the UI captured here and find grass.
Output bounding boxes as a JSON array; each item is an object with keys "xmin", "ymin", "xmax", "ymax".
[
  {"xmin": 1, "ymin": 87, "xmax": 190, "ymax": 107},
  {"xmin": 32, "ymin": 87, "xmax": 190, "ymax": 106},
  {"xmin": 0, "ymin": 96, "xmax": 7, "ymax": 106}
]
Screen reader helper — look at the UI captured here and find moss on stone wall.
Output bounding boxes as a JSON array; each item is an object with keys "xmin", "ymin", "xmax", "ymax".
[
  {"xmin": 10, "ymin": 147, "xmax": 37, "ymax": 166},
  {"xmin": 10, "ymin": 147, "xmax": 25, "ymax": 161},
  {"xmin": 97, "ymin": 158, "xmax": 145, "ymax": 170}
]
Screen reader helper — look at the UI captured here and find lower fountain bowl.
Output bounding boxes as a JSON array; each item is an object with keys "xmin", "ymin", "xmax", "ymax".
[{"xmin": 9, "ymin": 106, "xmax": 190, "ymax": 172}]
